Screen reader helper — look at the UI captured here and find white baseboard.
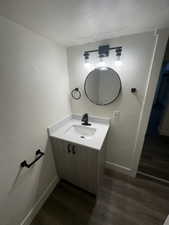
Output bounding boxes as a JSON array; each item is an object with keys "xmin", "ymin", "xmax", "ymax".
[
  {"xmin": 20, "ymin": 176, "xmax": 59, "ymax": 225},
  {"xmin": 137, "ymin": 171, "xmax": 169, "ymax": 184},
  {"xmin": 105, "ymin": 161, "xmax": 132, "ymax": 176}
]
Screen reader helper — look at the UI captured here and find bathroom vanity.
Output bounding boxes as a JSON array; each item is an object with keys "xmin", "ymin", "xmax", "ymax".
[{"xmin": 48, "ymin": 114, "xmax": 110, "ymax": 195}]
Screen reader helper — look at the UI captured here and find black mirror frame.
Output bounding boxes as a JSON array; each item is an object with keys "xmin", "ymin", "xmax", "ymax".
[{"xmin": 84, "ymin": 67, "xmax": 122, "ymax": 106}]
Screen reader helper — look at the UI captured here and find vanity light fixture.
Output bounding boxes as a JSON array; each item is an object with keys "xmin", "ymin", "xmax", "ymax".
[
  {"xmin": 84, "ymin": 52, "xmax": 91, "ymax": 68},
  {"xmin": 84, "ymin": 52, "xmax": 89, "ymax": 63},
  {"xmin": 83, "ymin": 45, "xmax": 122, "ymax": 67},
  {"xmin": 115, "ymin": 47, "xmax": 122, "ymax": 66}
]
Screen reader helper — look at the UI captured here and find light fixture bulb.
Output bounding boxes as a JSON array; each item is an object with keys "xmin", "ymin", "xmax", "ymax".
[
  {"xmin": 115, "ymin": 55, "xmax": 122, "ymax": 67},
  {"xmin": 84, "ymin": 57, "xmax": 92, "ymax": 68},
  {"xmin": 84, "ymin": 62, "xmax": 92, "ymax": 68},
  {"xmin": 97, "ymin": 57, "xmax": 106, "ymax": 68},
  {"xmin": 115, "ymin": 60, "xmax": 122, "ymax": 67}
]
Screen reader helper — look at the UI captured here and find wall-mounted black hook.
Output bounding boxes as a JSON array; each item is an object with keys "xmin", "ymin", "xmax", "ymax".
[
  {"xmin": 20, "ymin": 150, "xmax": 44, "ymax": 168},
  {"xmin": 131, "ymin": 88, "xmax": 137, "ymax": 93}
]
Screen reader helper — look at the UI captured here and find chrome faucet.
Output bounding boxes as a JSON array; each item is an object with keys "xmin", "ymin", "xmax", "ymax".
[{"xmin": 81, "ymin": 113, "xmax": 91, "ymax": 126}]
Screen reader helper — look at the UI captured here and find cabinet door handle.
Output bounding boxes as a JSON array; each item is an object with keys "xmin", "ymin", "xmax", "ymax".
[
  {"xmin": 72, "ymin": 145, "xmax": 76, "ymax": 154},
  {"xmin": 67, "ymin": 144, "xmax": 71, "ymax": 153}
]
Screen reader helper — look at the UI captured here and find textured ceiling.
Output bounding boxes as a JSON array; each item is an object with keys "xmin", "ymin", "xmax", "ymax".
[{"xmin": 0, "ymin": 0, "xmax": 169, "ymax": 46}]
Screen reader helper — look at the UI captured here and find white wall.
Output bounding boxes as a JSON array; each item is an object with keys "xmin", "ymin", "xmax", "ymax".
[
  {"xmin": 67, "ymin": 32, "xmax": 156, "ymax": 172},
  {"xmin": 131, "ymin": 29, "xmax": 169, "ymax": 175},
  {"xmin": 0, "ymin": 16, "xmax": 71, "ymax": 225}
]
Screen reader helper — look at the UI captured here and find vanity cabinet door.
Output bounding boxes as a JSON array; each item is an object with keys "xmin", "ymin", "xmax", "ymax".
[
  {"xmin": 74, "ymin": 145, "xmax": 98, "ymax": 194},
  {"xmin": 53, "ymin": 140, "xmax": 74, "ymax": 183},
  {"xmin": 52, "ymin": 139, "xmax": 98, "ymax": 194}
]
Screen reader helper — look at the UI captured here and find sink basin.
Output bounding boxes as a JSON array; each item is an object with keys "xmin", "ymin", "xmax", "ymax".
[
  {"xmin": 48, "ymin": 114, "xmax": 110, "ymax": 150},
  {"xmin": 65, "ymin": 125, "xmax": 96, "ymax": 139}
]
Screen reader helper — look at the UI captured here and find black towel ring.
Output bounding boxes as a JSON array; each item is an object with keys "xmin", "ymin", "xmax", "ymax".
[{"xmin": 71, "ymin": 88, "xmax": 81, "ymax": 100}]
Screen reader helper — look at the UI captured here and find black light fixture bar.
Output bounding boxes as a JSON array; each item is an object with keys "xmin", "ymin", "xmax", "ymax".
[
  {"xmin": 83, "ymin": 45, "xmax": 122, "ymax": 59},
  {"xmin": 115, "ymin": 47, "xmax": 122, "ymax": 56}
]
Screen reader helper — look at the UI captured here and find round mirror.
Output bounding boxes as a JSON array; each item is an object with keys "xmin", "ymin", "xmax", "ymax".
[{"xmin": 84, "ymin": 67, "xmax": 121, "ymax": 105}]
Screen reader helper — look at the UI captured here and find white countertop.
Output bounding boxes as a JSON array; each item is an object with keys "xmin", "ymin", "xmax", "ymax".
[{"xmin": 48, "ymin": 114, "xmax": 110, "ymax": 151}]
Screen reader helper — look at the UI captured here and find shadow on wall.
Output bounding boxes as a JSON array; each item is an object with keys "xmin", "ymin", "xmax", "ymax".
[{"xmin": 6, "ymin": 138, "xmax": 57, "ymax": 224}]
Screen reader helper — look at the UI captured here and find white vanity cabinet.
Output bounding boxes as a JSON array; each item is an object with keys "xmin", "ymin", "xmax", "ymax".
[
  {"xmin": 48, "ymin": 114, "xmax": 110, "ymax": 195},
  {"xmin": 52, "ymin": 138, "xmax": 105, "ymax": 195}
]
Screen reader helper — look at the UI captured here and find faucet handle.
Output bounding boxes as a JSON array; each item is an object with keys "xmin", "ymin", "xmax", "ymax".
[
  {"xmin": 81, "ymin": 113, "xmax": 91, "ymax": 126},
  {"xmin": 82, "ymin": 113, "xmax": 88, "ymax": 120}
]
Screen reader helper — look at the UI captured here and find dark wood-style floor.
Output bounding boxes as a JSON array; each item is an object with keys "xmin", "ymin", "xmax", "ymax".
[
  {"xmin": 139, "ymin": 135, "xmax": 169, "ymax": 180},
  {"xmin": 31, "ymin": 169, "xmax": 169, "ymax": 225}
]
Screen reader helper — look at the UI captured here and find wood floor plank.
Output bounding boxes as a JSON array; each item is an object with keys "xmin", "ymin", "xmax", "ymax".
[
  {"xmin": 31, "ymin": 169, "xmax": 169, "ymax": 225},
  {"xmin": 139, "ymin": 135, "xmax": 169, "ymax": 180}
]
